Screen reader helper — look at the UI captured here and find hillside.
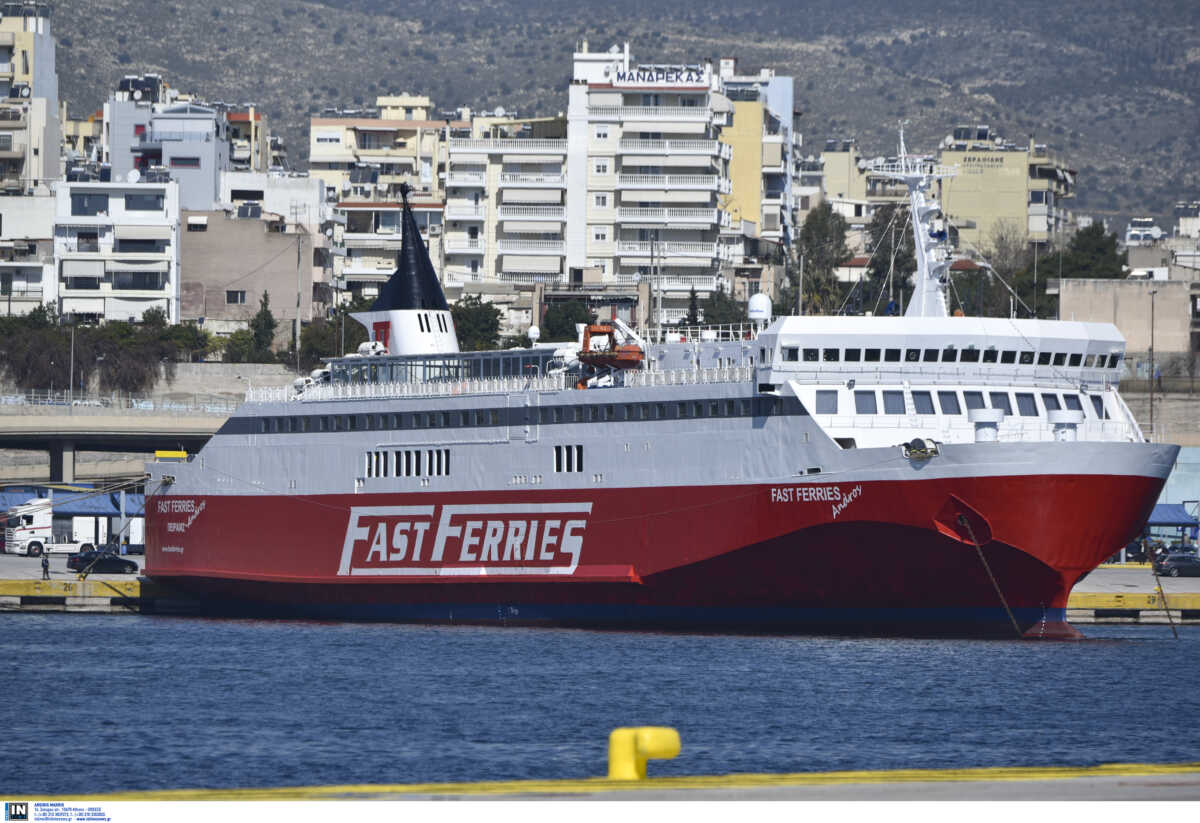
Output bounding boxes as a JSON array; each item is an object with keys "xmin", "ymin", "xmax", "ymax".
[{"xmin": 51, "ymin": 0, "xmax": 1200, "ymax": 231}]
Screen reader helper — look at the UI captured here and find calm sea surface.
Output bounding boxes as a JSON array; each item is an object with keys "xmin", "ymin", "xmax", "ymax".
[{"xmin": 3, "ymin": 614, "xmax": 1198, "ymax": 795}]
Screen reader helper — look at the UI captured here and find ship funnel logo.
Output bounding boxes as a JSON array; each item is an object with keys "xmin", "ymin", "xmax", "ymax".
[{"xmin": 337, "ymin": 503, "xmax": 593, "ymax": 577}]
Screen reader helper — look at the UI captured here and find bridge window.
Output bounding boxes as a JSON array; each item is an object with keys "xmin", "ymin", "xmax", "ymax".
[
  {"xmin": 1019, "ymin": 351, "xmax": 1035, "ymax": 364},
  {"xmin": 1084, "ymin": 355, "xmax": 1097, "ymax": 368},
  {"xmin": 884, "ymin": 349, "xmax": 901, "ymax": 362},
  {"xmin": 845, "ymin": 348, "xmax": 862, "ymax": 362},
  {"xmin": 937, "ymin": 391, "xmax": 961, "ymax": 415},
  {"xmin": 823, "ymin": 348, "xmax": 840, "ymax": 362},
  {"xmin": 982, "ymin": 349, "xmax": 998, "ymax": 363},
  {"xmin": 1000, "ymin": 350, "xmax": 1017, "ymax": 364},
  {"xmin": 782, "ymin": 347, "xmax": 799, "ymax": 362},
  {"xmin": 1015, "ymin": 393, "xmax": 1037, "ymax": 417},
  {"xmin": 941, "ymin": 347, "xmax": 957, "ymax": 363},
  {"xmin": 905, "ymin": 349, "xmax": 920, "ymax": 362},
  {"xmin": 961, "ymin": 349, "xmax": 980, "ymax": 363},
  {"xmin": 1041, "ymin": 394, "xmax": 1061, "ymax": 411},
  {"xmin": 1069, "ymin": 353, "xmax": 1083, "ymax": 367},
  {"xmin": 1089, "ymin": 395, "xmax": 1108, "ymax": 420},
  {"xmin": 864, "ymin": 349, "xmax": 881, "ymax": 362},
  {"xmin": 803, "ymin": 348, "xmax": 819, "ymax": 362},
  {"xmin": 692, "ymin": 402, "xmax": 705, "ymax": 418},
  {"xmin": 912, "ymin": 391, "xmax": 935, "ymax": 415},
  {"xmin": 1037, "ymin": 352, "xmax": 1052, "ymax": 366},
  {"xmin": 1108, "ymin": 354, "xmax": 1122, "ymax": 368},
  {"xmin": 989, "ymin": 392, "xmax": 1013, "ymax": 415},
  {"xmin": 882, "ymin": 390, "xmax": 905, "ymax": 414},
  {"xmin": 1064, "ymin": 395, "xmax": 1083, "ymax": 413},
  {"xmin": 923, "ymin": 349, "xmax": 939, "ymax": 362},
  {"xmin": 964, "ymin": 391, "xmax": 985, "ymax": 410},
  {"xmin": 854, "ymin": 391, "xmax": 878, "ymax": 414},
  {"xmin": 815, "ymin": 390, "xmax": 837, "ymax": 414},
  {"xmin": 1053, "ymin": 353, "xmax": 1067, "ymax": 367}
]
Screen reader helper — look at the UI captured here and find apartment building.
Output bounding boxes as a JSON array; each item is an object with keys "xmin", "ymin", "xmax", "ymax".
[
  {"xmin": 105, "ymin": 96, "xmax": 230, "ymax": 211},
  {"xmin": 444, "ymin": 126, "xmax": 568, "ymax": 287},
  {"xmin": 0, "ymin": 1, "xmax": 59, "ymax": 192},
  {"xmin": 565, "ymin": 41, "xmax": 734, "ymax": 321},
  {"xmin": 53, "ymin": 170, "xmax": 180, "ymax": 323},
  {"xmin": 718, "ymin": 58, "xmax": 795, "ymax": 248},
  {"xmin": 1173, "ymin": 202, "xmax": 1199, "ymax": 241},
  {"xmin": 938, "ymin": 124, "xmax": 1075, "ymax": 252},
  {"xmin": 309, "ymin": 95, "xmax": 461, "ymax": 204},
  {"xmin": 0, "ymin": 189, "xmax": 52, "ymax": 314},
  {"xmin": 61, "ymin": 106, "xmax": 100, "ymax": 163},
  {"xmin": 228, "ymin": 108, "xmax": 270, "ymax": 172},
  {"xmin": 332, "ymin": 194, "xmax": 444, "ymax": 304}
]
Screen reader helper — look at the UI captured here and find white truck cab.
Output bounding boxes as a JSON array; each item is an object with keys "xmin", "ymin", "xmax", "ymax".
[{"xmin": 3, "ymin": 499, "xmax": 100, "ymax": 557}]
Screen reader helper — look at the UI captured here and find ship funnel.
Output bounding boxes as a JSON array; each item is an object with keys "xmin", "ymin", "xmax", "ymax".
[{"xmin": 350, "ymin": 183, "xmax": 459, "ymax": 355}]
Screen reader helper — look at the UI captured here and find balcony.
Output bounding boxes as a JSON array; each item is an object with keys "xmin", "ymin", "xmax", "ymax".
[
  {"xmin": 0, "ymin": 139, "xmax": 25, "ymax": 160},
  {"xmin": 0, "ymin": 107, "xmax": 27, "ymax": 129},
  {"xmin": 497, "ymin": 205, "xmax": 565, "ymax": 220},
  {"xmin": 500, "ymin": 272, "xmax": 564, "ymax": 285},
  {"xmin": 444, "ymin": 236, "xmax": 484, "ymax": 254},
  {"xmin": 617, "ymin": 241, "xmax": 719, "ymax": 259},
  {"xmin": 616, "ymin": 174, "xmax": 729, "ymax": 193},
  {"xmin": 616, "ymin": 273, "xmax": 724, "ymax": 292},
  {"xmin": 617, "ymin": 139, "xmax": 730, "ymax": 159},
  {"xmin": 589, "ymin": 106, "xmax": 712, "ymax": 122},
  {"xmin": 447, "ymin": 170, "xmax": 486, "ymax": 186},
  {"xmin": 499, "ymin": 172, "xmax": 565, "ymax": 188},
  {"xmin": 616, "ymin": 207, "xmax": 727, "ymax": 227},
  {"xmin": 445, "ymin": 202, "xmax": 487, "ymax": 219},
  {"xmin": 0, "ymin": 61, "xmax": 12, "ymax": 78},
  {"xmin": 496, "ymin": 238, "xmax": 564, "ymax": 255},
  {"xmin": 449, "ymin": 138, "xmax": 567, "ymax": 154}
]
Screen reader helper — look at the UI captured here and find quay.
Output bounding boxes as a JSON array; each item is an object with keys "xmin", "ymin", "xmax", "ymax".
[{"xmin": 2, "ymin": 555, "xmax": 1198, "ymax": 622}]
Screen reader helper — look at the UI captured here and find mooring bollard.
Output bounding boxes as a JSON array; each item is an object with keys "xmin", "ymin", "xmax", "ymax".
[{"xmin": 607, "ymin": 726, "xmax": 681, "ymax": 780}]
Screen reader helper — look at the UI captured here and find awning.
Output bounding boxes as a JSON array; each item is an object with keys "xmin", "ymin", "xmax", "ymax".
[
  {"xmin": 502, "ymin": 255, "xmax": 561, "ymax": 273},
  {"xmin": 186, "ymin": 215, "xmax": 208, "ymax": 226},
  {"xmin": 449, "ymin": 154, "xmax": 488, "ymax": 164},
  {"xmin": 1148, "ymin": 504, "xmax": 1199, "ymax": 527},
  {"xmin": 105, "ymin": 259, "xmax": 170, "ymax": 272},
  {"xmin": 107, "ymin": 296, "xmax": 167, "ymax": 319},
  {"xmin": 503, "ymin": 221, "xmax": 561, "ymax": 233},
  {"xmin": 61, "ymin": 297, "xmax": 105, "ymax": 313},
  {"xmin": 113, "ymin": 225, "xmax": 172, "ymax": 240},
  {"xmin": 61, "ymin": 259, "xmax": 105, "ymax": 277},
  {"xmin": 502, "ymin": 154, "xmax": 563, "ymax": 163},
  {"xmin": 353, "ymin": 124, "xmax": 402, "ymax": 132},
  {"xmin": 501, "ymin": 189, "xmax": 561, "ymax": 204}
]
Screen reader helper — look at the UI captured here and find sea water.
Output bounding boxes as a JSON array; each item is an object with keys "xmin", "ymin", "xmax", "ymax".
[{"xmin": 3, "ymin": 614, "xmax": 1196, "ymax": 794}]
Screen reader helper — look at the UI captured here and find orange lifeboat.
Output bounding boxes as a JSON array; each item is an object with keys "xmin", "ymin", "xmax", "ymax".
[{"xmin": 575, "ymin": 324, "xmax": 644, "ymax": 387}]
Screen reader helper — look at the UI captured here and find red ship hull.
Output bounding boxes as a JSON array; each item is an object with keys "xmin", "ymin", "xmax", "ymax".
[{"xmin": 145, "ymin": 470, "xmax": 1163, "ymax": 638}]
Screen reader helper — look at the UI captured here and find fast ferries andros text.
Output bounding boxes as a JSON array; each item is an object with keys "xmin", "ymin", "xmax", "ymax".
[{"xmin": 338, "ymin": 503, "xmax": 593, "ymax": 577}]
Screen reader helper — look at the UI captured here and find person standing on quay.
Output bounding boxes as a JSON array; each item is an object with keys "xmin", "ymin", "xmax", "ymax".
[{"xmin": 41, "ymin": 553, "xmax": 50, "ymax": 580}]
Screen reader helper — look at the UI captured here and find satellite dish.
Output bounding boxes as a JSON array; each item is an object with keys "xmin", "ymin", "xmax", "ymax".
[
  {"xmin": 20, "ymin": 86, "xmax": 31, "ymax": 98},
  {"xmin": 133, "ymin": 89, "xmax": 143, "ymax": 101},
  {"xmin": 748, "ymin": 292, "xmax": 772, "ymax": 322},
  {"xmin": 324, "ymin": 227, "xmax": 333, "ymax": 238},
  {"xmin": 494, "ymin": 105, "xmax": 506, "ymax": 117},
  {"xmin": 528, "ymin": 325, "xmax": 540, "ymax": 344},
  {"xmin": 125, "ymin": 168, "xmax": 141, "ymax": 183}
]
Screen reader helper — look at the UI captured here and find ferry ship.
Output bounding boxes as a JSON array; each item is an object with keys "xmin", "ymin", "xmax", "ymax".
[{"xmin": 144, "ymin": 153, "xmax": 1178, "ymax": 638}]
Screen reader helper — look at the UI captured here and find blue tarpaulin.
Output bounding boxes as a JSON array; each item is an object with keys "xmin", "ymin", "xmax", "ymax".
[
  {"xmin": 0, "ymin": 488, "xmax": 144, "ymax": 518},
  {"xmin": 1147, "ymin": 503, "xmax": 1198, "ymax": 527}
]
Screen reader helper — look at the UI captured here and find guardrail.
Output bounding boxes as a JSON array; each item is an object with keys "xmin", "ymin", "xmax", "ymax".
[
  {"xmin": 0, "ymin": 392, "xmax": 238, "ymax": 415},
  {"xmin": 248, "ymin": 374, "xmax": 571, "ymax": 404}
]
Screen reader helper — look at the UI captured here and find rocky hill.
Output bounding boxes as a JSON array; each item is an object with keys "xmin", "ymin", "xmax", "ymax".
[{"xmin": 51, "ymin": 0, "xmax": 1200, "ymax": 230}]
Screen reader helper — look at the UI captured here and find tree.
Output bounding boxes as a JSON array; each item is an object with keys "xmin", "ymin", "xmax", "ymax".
[
  {"xmin": 141, "ymin": 306, "xmax": 168, "ymax": 329},
  {"xmin": 222, "ymin": 329, "xmax": 257, "ymax": 364},
  {"xmin": 1059, "ymin": 222, "xmax": 1126, "ymax": 279},
  {"xmin": 700, "ymin": 283, "xmax": 747, "ymax": 326},
  {"xmin": 864, "ymin": 203, "xmax": 915, "ymax": 313},
  {"xmin": 249, "ymin": 291, "xmax": 277, "ymax": 355},
  {"xmin": 451, "ymin": 294, "xmax": 502, "ymax": 351},
  {"xmin": 777, "ymin": 203, "xmax": 851, "ymax": 316},
  {"xmin": 686, "ymin": 287, "xmax": 700, "ymax": 325},
  {"xmin": 541, "ymin": 300, "xmax": 594, "ymax": 342}
]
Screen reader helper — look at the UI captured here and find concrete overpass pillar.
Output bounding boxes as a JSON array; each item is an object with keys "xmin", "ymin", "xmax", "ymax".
[{"xmin": 49, "ymin": 440, "xmax": 76, "ymax": 484}]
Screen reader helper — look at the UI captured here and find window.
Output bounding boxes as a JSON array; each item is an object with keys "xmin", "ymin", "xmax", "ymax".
[
  {"xmin": 1084, "ymin": 355, "xmax": 1097, "ymax": 368},
  {"xmin": 923, "ymin": 349, "xmax": 939, "ymax": 363},
  {"xmin": 803, "ymin": 348, "xmax": 819, "ymax": 362},
  {"xmin": 854, "ymin": 391, "xmax": 878, "ymax": 414},
  {"xmin": 905, "ymin": 349, "xmax": 920, "ymax": 362},
  {"xmin": 1090, "ymin": 395, "xmax": 1107, "ymax": 419},
  {"xmin": 1064, "ymin": 395, "xmax": 1083, "ymax": 412},
  {"xmin": 1068, "ymin": 353, "xmax": 1083, "ymax": 367},
  {"xmin": 822, "ymin": 348, "xmax": 839, "ymax": 362},
  {"xmin": 70, "ymin": 192, "xmax": 109, "ymax": 216},
  {"xmin": 884, "ymin": 348, "xmax": 901, "ymax": 362},
  {"xmin": 112, "ymin": 271, "xmax": 164, "ymax": 290},
  {"xmin": 593, "ymin": 158, "xmax": 609, "ymax": 175},
  {"xmin": 782, "ymin": 347, "xmax": 799, "ymax": 362},
  {"xmin": 124, "ymin": 193, "xmax": 164, "ymax": 211},
  {"xmin": 226, "ymin": 290, "xmax": 246, "ymax": 304},
  {"xmin": 1037, "ymin": 352, "xmax": 1052, "ymax": 366},
  {"xmin": 989, "ymin": 392, "xmax": 1013, "ymax": 415},
  {"xmin": 961, "ymin": 348, "xmax": 980, "ymax": 363},
  {"xmin": 1015, "ymin": 393, "xmax": 1037, "ymax": 417},
  {"xmin": 942, "ymin": 347, "xmax": 958, "ymax": 362},
  {"xmin": 591, "ymin": 226, "xmax": 609, "ymax": 242},
  {"xmin": 937, "ymin": 391, "xmax": 961, "ymax": 415},
  {"xmin": 964, "ymin": 391, "xmax": 985, "ymax": 410},
  {"xmin": 594, "ymin": 193, "xmax": 609, "ymax": 208},
  {"xmin": 912, "ymin": 391, "xmax": 935, "ymax": 415},
  {"xmin": 0, "ymin": 134, "xmax": 10, "ymax": 152},
  {"xmin": 170, "ymin": 156, "xmax": 201, "ymax": 169},
  {"xmin": 1019, "ymin": 351, "xmax": 1035, "ymax": 365},
  {"xmin": 594, "ymin": 125, "xmax": 609, "ymax": 140},
  {"xmin": 1053, "ymin": 353, "xmax": 1067, "ymax": 366},
  {"xmin": 844, "ymin": 348, "xmax": 861, "ymax": 362},
  {"xmin": 1000, "ymin": 350, "xmax": 1016, "ymax": 364},
  {"xmin": 1108, "ymin": 354, "xmax": 1122, "ymax": 369},
  {"xmin": 982, "ymin": 349, "xmax": 998, "ymax": 364},
  {"xmin": 815, "ymin": 390, "xmax": 838, "ymax": 414},
  {"xmin": 864, "ymin": 348, "xmax": 881, "ymax": 362},
  {"xmin": 882, "ymin": 390, "xmax": 905, "ymax": 414},
  {"xmin": 554, "ymin": 444, "xmax": 584, "ymax": 473}
]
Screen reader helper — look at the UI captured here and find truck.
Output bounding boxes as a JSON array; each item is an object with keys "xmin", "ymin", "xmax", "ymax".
[{"xmin": 3, "ymin": 499, "xmax": 105, "ymax": 556}]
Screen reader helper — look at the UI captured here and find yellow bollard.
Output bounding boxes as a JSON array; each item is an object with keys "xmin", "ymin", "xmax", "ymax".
[{"xmin": 607, "ymin": 726, "xmax": 681, "ymax": 780}]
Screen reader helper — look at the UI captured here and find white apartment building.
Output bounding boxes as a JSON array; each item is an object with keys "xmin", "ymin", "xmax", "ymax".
[
  {"xmin": 444, "ymin": 134, "xmax": 568, "ymax": 287},
  {"xmin": 0, "ymin": 189, "xmax": 53, "ymax": 315},
  {"xmin": 53, "ymin": 175, "xmax": 180, "ymax": 323},
  {"xmin": 332, "ymin": 196, "xmax": 444, "ymax": 303},
  {"xmin": 566, "ymin": 42, "xmax": 734, "ymax": 320},
  {"xmin": 1, "ymin": 2, "xmax": 60, "ymax": 192}
]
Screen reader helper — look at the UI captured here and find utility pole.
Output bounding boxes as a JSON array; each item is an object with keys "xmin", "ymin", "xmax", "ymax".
[
  {"xmin": 68, "ymin": 324, "xmax": 74, "ymax": 405},
  {"xmin": 290, "ymin": 202, "xmax": 307, "ymax": 372},
  {"xmin": 1149, "ymin": 288, "xmax": 1158, "ymax": 441},
  {"xmin": 798, "ymin": 252, "xmax": 805, "ymax": 315},
  {"xmin": 1033, "ymin": 241, "xmax": 1039, "ymax": 317}
]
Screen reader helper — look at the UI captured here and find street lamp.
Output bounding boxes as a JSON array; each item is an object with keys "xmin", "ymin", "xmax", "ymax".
[{"xmin": 1149, "ymin": 288, "xmax": 1158, "ymax": 441}]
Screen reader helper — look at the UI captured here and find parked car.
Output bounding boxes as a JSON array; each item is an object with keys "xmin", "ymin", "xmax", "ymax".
[
  {"xmin": 66, "ymin": 551, "xmax": 139, "ymax": 575},
  {"xmin": 1155, "ymin": 553, "xmax": 1200, "ymax": 578}
]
